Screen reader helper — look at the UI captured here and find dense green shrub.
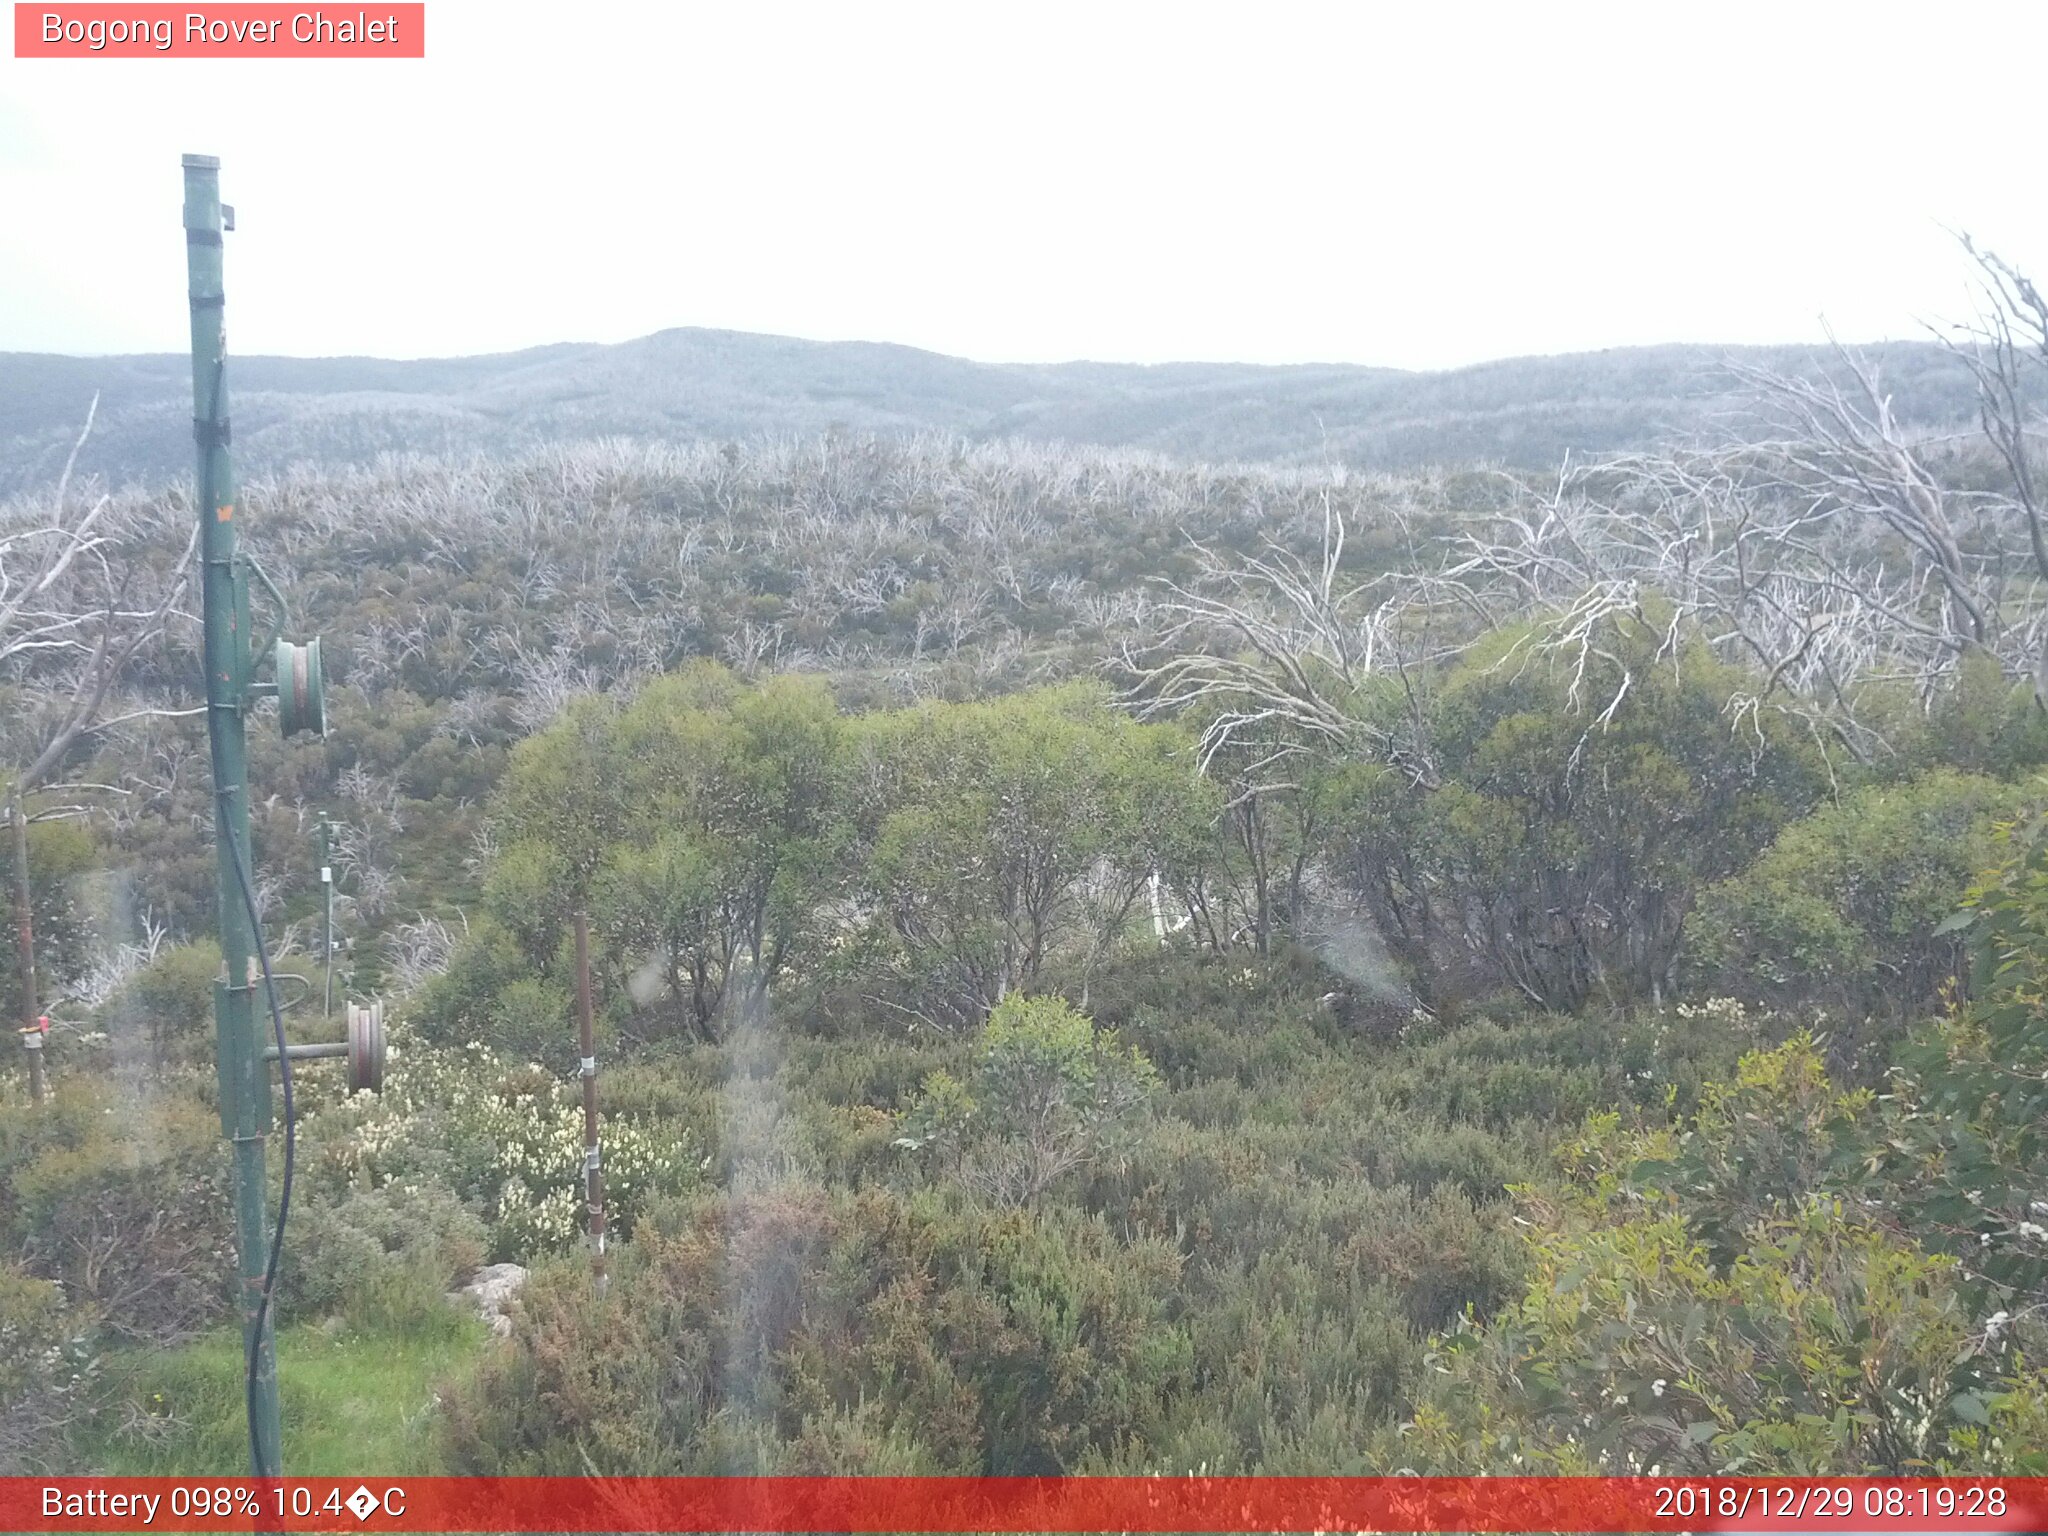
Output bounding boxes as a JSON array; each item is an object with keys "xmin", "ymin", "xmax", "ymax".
[
  {"xmin": 1870, "ymin": 807, "xmax": 2048, "ymax": 1321},
  {"xmin": 485, "ymin": 667, "xmax": 856, "ymax": 1044},
  {"xmin": 95, "ymin": 942, "xmax": 222, "ymax": 1069},
  {"xmin": 0, "ymin": 1079, "xmax": 229, "ymax": 1348},
  {"xmin": 1692, "ymin": 771, "xmax": 2024, "ymax": 1034},
  {"xmin": 280, "ymin": 1182, "xmax": 487, "ymax": 1333},
  {"xmin": 856, "ymin": 686, "xmax": 1209, "ymax": 1022},
  {"xmin": 1327, "ymin": 608, "xmax": 1822, "ymax": 1012},
  {"xmin": 1914, "ymin": 649, "xmax": 2048, "ymax": 779},
  {"xmin": 1405, "ymin": 1038, "xmax": 2048, "ymax": 1474},
  {"xmin": 896, "ymin": 994, "xmax": 1158, "ymax": 1207},
  {"xmin": 442, "ymin": 1182, "xmax": 1196, "ymax": 1476},
  {"xmin": 425, "ymin": 946, "xmax": 1784, "ymax": 1477},
  {"xmin": 0, "ymin": 1258, "xmax": 92, "ymax": 1473},
  {"xmin": 411, "ymin": 917, "xmax": 535, "ymax": 1053}
]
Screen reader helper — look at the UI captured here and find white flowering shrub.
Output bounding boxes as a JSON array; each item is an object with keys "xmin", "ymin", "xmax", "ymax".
[
  {"xmin": 1671, "ymin": 995, "xmax": 1749, "ymax": 1025},
  {"xmin": 303, "ymin": 1038, "xmax": 701, "ymax": 1260},
  {"xmin": 0, "ymin": 1262, "xmax": 97, "ymax": 1472}
]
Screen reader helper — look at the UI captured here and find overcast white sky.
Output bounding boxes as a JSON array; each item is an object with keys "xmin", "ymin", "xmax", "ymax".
[{"xmin": 2, "ymin": 0, "xmax": 2044, "ymax": 370}]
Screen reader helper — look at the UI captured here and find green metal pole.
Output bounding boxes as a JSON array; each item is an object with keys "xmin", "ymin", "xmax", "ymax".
[{"xmin": 184, "ymin": 152, "xmax": 283, "ymax": 1477}]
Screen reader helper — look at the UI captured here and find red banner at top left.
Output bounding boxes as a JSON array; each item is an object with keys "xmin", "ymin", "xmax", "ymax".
[{"xmin": 14, "ymin": 3, "xmax": 425, "ymax": 55}]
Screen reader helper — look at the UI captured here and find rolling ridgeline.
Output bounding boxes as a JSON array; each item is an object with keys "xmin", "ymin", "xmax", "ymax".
[{"xmin": 0, "ymin": 328, "xmax": 2000, "ymax": 494}]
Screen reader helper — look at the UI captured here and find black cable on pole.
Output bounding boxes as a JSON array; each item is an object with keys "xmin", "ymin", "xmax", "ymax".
[
  {"xmin": 226, "ymin": 814, "xmax": 295, "ymax": 1477},
  {"xmin": 202, "ymin": 352, "xmax": 296, "ymax": 1477}
]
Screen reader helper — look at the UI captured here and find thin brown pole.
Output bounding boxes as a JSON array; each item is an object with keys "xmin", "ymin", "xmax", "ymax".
[
  {"xmin": 11, "ymin": 786, "xmax": 43, "ymax": 1104},
  {"xmin": 573, "ymin": 911, "xmax": 606, "ymax": 1297}
]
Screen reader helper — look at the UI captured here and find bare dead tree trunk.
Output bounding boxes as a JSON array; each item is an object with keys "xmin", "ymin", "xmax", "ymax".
[
  {"xmin": 1948, "ymin": 235, "xmax": 2048, "ymax": 705},
  {"xmin": 3, "ymin": 398, "xmax": 202, "ymax": 801}
]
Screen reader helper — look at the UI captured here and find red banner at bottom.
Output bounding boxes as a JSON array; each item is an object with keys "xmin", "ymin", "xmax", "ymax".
[{"xmin": 3, "ymin": 1477, "xmax": 2043, "ymax": 1533}]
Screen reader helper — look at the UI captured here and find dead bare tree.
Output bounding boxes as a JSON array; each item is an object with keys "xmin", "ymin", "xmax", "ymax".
[
  {"xmin": 1120, "ymin": 492, "xmax": 1440, "ymax": 789},
  {"xmin": 1943, "ymin": 234, "xmax": 2048, "ymax": 703},
  {"xmin": 1437, "ymin": 439, "xmax": 1964, "ymax": 768},
  {"xmin": 1425, "ymin": 307, "xmax": 2048, "ymax": 772},
  {"xmin": 1, "ymin": 398, "xmax": 201, "ymax": 794},
  {"xmin": 4, "ymin": 401, "xmax": 199, "ymax": 1051},
  {"xmin": 1730, "ymin": 345, "xmax": 1999, "ymax": 675},
  {"xmin": 383, "ymin": 911, "xmax": 463, "ymax": 993}
]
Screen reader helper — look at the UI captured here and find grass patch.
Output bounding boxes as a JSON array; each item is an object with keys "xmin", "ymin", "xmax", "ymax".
[{"xmin": 81, "ymin": 1315, "xmax": 491, "ymax": 1475}]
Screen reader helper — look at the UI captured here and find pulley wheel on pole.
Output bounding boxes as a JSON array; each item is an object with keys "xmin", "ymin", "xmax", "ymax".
[
  {"xmin": 274, "ymin": 637, "xmax": 326, "ymax": 738},
  {"xmin": 345, "ymin": 999, "xmax": 385, "ymax": 1094}
]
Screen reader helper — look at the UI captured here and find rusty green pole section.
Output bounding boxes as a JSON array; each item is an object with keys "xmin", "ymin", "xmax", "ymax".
[
  {"xmin": 184, "ymin": 152, "xmax": 283, "ymax": 1477},
  {"xmin": 319, "ymin": 816, "xmax": 334, "ymax": 1017}
]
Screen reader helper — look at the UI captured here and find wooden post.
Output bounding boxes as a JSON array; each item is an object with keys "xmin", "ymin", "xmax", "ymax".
[
  {"xmin": 11, "ymin": 786, "xmax": 42, "ymax": 1104},
  {"xmin": 574, "ymin": 911, "xmax": 606, "ymax": 1297}
]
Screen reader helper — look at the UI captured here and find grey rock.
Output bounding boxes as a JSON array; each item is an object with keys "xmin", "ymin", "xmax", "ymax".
[{"xmin": 448, "ymin": 1262, "xmax": 528, "ymax": 1339}]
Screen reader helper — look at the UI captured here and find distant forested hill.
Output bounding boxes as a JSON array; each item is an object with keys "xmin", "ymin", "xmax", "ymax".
[{"xmin": 0, "ymin": 328, "xmax": 1990, "ymax": 494}]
